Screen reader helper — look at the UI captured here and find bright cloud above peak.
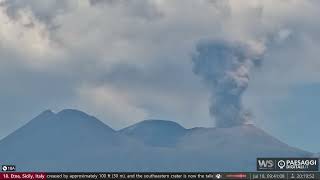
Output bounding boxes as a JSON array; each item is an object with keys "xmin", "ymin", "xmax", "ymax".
[{"xmin": 0, "ymin": 0, "xmax": 319, "ymax": 140}]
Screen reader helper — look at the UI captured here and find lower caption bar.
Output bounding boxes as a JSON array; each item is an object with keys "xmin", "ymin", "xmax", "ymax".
[{"xmin": 0, "ymin": 172, "xmax": 320, "ymax": 180}]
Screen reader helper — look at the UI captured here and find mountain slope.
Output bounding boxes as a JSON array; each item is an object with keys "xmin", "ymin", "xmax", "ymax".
[
  {"xmin": 0, "ymin": 109, "xmax": 139, "ymax": 171},
  {"xmin": 180, "ymin": 124, "xmax": 307, "ymax": 155},
  {"xmin": 118, "ymin": 122, "xmax": 311, "ymax": 171},
  {"xmin": 0, "ymin": 109, "xmax": 117, "ymax": 149},
  {"xmin": 313, "ymin": 153, "xmax": 320, "ymax": 157},
  {"xmin": 172, "ymin": 124, "xmax": 311, "ymax": 171},
  {"xmin": 119, "ymin": 120, "xmax": 187, "ymax": 147},
  {"xmin": 0, "ymin": 109, "xmax": 313, "ymax": 172}
]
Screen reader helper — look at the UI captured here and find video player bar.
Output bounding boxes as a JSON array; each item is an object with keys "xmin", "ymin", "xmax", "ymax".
[{"xmin": 0, "ymin": 172, "xmax": 320, "ymax": 180}]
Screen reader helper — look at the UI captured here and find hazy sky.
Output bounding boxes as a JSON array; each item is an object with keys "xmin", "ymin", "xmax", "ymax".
[{"xmin": 0, "ymin": 0, "xmax": 319, "ymax": 152}]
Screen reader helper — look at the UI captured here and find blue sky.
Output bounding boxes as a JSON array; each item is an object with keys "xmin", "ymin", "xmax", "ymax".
[{"xmin": 0, "ymin": 0, "xmax": 319, "ymax": 153}]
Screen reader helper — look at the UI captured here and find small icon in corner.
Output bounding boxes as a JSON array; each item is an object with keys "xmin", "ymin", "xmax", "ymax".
[
  {"xmin": 277, "ymin": 160, "xmax": 286, "ymax": 169},
  {"xmin": 2, "ymin": 165, "xmax": 16, "ymax": 172},
  {"xmin": 2, "ymin": 165, "xmax": 7, "ymax": 171},
  {"xmin": 290, "ymin": 173, "xmax": 295, "ymax": 179},
  {"xmin": 215, "ymin": 174, "xmax": 222, "ymax": 179}
]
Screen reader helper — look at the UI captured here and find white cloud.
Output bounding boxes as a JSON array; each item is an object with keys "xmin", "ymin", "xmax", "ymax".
[
  {"xmin": 0, "ymin": 5, "xmax": 64, "ymax": 69},
  {"xmin": 0, "ymin": 0, "xmax": 319, "ymax": 135},
  {"xmin": 74, "ymin": 85, "xmax": 148, "ymax": 129}
]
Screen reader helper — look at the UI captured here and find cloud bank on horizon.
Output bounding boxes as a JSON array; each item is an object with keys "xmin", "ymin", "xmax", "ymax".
[{"xmin": 0, "ymin": 0, "xmax": 320, "ymax": 135}]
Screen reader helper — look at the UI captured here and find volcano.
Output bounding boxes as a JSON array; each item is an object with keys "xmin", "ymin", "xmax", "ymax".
[
  {"xmin": 119, "ymin": 119, "xmax": 187, "ymax": 147},
  {"xmin": 0, "ymin": 109, "xmax": 312, "ymax": 172}
]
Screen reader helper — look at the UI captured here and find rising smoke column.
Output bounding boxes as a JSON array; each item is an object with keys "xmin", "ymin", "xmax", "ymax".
[{"xmin": 192, "ymin": 40, "xmax": 265, "ymax": 127}]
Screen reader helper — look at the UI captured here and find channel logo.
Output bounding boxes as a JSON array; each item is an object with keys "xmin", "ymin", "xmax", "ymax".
[
  {"xmin": 257, "ymin": 158, "xmax": 319, "ymax": 171},
  {"xmin": 277, "ymin": 160, "xmax": 286, "ymax": 169},
  {"xmin": 257, "ymin": 159, "xmax": 275, "ymax": 171},
  {"xmin": 2, "ymin": 165, "xmax": 16, "ymax": 172}
]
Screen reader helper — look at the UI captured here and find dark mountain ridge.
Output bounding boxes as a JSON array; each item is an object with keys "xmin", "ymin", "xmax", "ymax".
[{"xmin": 0, "ymin": 109, "xmax": 313, "ymax": 171}]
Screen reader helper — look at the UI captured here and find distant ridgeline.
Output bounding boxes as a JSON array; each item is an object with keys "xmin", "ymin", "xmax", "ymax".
[{"xmin": 0, "ymin": 109, "xmax": 313, "ymax": 172}]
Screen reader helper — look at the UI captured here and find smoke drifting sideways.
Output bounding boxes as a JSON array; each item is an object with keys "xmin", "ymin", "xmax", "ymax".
[{"xmin": 192, "ymin": 40, "xmax": 265, "ymax": 128}]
